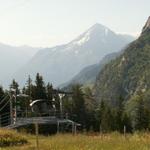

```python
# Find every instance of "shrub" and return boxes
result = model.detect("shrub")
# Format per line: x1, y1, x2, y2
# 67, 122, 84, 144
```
0, 129, 28, 147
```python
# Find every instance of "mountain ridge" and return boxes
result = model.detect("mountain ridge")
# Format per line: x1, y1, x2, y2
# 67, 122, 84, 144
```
0, 43, 41, 87
142, 16, 150, 33
60, 51, 123, 89
93, 17, 150, 105
14, 23, 135, 87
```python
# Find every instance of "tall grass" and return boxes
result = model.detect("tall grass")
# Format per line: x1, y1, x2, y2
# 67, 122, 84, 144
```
0, 129, 27, 147
1, 130, 150, 150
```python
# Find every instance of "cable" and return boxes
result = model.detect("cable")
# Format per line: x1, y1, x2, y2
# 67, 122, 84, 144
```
0, 94, 7, 101
0, 94, 9, 105
0, 112, 10, 116
0, 98, 10, 112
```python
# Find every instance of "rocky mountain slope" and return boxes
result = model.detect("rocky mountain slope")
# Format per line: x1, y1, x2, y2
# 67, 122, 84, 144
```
93, 17, 150, 105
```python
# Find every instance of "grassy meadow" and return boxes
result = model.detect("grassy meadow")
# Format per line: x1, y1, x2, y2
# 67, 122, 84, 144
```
1, 130, 150, 150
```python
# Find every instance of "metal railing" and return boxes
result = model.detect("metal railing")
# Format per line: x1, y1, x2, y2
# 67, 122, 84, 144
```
0, 92, 74, 129
0, 110, 68, 128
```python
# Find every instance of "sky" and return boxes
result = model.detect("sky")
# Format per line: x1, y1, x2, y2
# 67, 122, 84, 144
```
0, 0, 149, 47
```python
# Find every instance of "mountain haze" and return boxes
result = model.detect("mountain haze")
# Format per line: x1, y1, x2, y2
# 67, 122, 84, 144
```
0, 43, 40, 86
14, 23, 135, 87
61, 51, 122, 89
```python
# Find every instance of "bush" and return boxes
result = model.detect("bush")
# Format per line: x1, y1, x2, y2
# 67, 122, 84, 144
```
0, 129, 28, 147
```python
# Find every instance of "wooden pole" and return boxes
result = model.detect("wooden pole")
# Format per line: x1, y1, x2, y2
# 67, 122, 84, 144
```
14, 91, 17, 123
35, 122, 39, 150
57, 121, 60, 134
10, 95, 13, 125
0, 115, 1, 127
72, 122, 74, 134
74, 124, 77, 135
124, 125, 126, 138
99, 124, 102, 134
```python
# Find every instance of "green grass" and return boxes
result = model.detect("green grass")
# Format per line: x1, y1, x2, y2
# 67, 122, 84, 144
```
1, 130, 150, 150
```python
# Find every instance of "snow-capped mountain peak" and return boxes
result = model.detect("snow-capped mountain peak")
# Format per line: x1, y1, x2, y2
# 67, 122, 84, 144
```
87, 23, 110, 34
71, 23, 113, 47
73, 31, 90, 46
14, 23, 135, 87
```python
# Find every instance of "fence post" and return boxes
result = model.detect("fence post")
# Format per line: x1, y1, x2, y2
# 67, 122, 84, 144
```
124, 125, 126, 138
0, 115, 1, 127
99, 124, 102, 134
57, 121, 60, 134
10, 95, 13, 125
35, 122, 39, 150
72, 122, 74, 134
74, 124, 77, 135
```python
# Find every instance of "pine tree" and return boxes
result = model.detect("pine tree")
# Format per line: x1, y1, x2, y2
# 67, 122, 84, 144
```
10, 79, 20, 94
84, 87, 97, 131
0, 86, 4, 99
101, 107, 112, 132
114, 96, 125, 132
126, 94, 150, 131
63, 96, 73, 118
134, 95, 149, 130
25, 75, 32, 98
122, 112, 132, 132
46, 83, 53, 100
34, 73, 47, 99
96, 100, 114, 132
72, 84, 86, 127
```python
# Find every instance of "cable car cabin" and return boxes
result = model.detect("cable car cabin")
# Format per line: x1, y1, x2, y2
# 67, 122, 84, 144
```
30, 99, 54, 117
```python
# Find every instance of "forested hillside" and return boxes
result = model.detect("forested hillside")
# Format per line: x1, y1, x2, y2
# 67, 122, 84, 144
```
94, 17, 150, 106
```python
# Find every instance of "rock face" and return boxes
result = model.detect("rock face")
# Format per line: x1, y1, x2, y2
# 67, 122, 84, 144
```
142, 16, 150, 33
14, 24, 135, 87
93, 17, 150, 105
